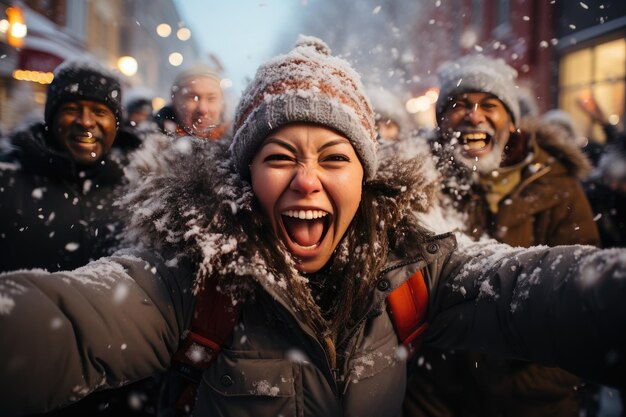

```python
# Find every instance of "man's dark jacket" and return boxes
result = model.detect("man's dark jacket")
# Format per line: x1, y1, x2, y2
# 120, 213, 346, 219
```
0, 122, 126, 272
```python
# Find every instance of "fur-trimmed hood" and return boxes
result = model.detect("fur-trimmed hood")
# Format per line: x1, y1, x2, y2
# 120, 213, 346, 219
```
523, 117, 592, 179
118, 133, 439, 314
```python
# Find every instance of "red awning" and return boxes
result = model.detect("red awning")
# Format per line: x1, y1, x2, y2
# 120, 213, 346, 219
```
17, 47, 63, 72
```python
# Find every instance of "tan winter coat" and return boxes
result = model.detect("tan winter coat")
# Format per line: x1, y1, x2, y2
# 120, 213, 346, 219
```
0, 137, 624, 417
462, 120, 600, 247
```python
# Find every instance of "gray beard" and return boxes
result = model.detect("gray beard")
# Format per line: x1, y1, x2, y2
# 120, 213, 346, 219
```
452, 130, 510, 175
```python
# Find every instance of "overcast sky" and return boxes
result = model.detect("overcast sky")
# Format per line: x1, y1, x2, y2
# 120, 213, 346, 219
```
174, 0, 300, 92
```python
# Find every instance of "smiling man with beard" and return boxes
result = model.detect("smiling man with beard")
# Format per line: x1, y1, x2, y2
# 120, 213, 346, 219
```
428, 54, 599, 247
404, 55, 602, 417
0, 59, 126, 273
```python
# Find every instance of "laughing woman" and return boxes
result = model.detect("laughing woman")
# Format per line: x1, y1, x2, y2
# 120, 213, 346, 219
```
0, 36, 625, 417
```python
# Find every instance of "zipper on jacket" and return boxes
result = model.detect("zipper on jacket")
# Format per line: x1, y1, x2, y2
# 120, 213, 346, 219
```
336, 256, 422, 352
269, 295, 342, 396
335, 256, 425, 398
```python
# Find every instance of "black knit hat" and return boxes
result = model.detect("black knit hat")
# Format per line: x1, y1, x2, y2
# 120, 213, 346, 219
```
44, 59, 122, 128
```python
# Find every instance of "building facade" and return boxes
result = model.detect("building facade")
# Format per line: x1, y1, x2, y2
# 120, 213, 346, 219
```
0, 0, 204, 132
554, 0, 626, 142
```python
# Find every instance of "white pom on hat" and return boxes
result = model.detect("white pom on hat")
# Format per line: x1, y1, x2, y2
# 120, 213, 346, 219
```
293, 34, 332, 55
230, 35, 378, 180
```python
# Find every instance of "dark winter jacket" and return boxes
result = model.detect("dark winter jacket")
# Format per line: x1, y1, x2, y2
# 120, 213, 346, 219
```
0, 137, 624, 417
0, 122, 128, 272
405, 119, 602, 417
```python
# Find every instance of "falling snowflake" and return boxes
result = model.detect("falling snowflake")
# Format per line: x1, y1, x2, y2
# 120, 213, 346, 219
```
251, 380, 280, 396
31, 188, 44, 199
0, 293, 15, 315
113, 283, 129, 303
65, 242, 80, 252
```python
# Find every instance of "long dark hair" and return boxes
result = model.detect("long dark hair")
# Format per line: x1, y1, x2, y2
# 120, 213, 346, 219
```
234, 155, 435, 367
321, 155, 436, 339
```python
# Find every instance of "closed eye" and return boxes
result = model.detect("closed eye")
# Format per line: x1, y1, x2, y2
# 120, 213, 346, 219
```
264, 153, 294, 162
323, 154, 350, 162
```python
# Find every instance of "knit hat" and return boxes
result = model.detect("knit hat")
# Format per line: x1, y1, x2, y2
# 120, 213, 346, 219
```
44, 59, 122, 128
172, 62, 221, 93
435, 54, 520, 124
230, 35, 378, 179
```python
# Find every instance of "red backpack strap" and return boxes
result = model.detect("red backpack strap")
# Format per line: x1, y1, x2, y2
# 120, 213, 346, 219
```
386, 270, 429, 357
170, 279, 240, 414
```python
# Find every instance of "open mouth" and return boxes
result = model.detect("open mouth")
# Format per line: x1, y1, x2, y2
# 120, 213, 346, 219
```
280, 209, 331, 250
461, 132, 491, 151
71, 132, 97, 145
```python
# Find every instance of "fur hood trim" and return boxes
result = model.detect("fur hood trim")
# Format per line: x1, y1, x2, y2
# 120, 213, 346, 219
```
118, 133, 439, 298
522, 118, 592, 179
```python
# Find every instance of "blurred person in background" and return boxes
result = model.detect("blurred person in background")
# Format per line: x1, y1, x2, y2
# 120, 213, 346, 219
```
376, 111, 402, 142
585, 141, 626, 249
576, 97, 626, 249
543, 102, 626, 250
125, 95, 154, 129
155, 63, 228, 141
114, 90, 157, 153
367, 85, 424, 161
576, 92, 626, 154
367, 85, 410, 144
404, 54, 602, 417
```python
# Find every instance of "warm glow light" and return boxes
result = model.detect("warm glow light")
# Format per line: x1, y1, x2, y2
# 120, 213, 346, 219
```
6, 6, 27, 48
177, 27, 191, 41
34, 91, 46, 104
117, 56, 138, 76
0, 19, 9, 33
12, 69, 54, 84
168, 52, 184, 66
220, 78, 233, 89
10, 21, 27, 38
425, 88, 439, 103
406, 96, 433, 114
156, 23, 172, 37
153, 97, 166, 111
608, 114, 620, 125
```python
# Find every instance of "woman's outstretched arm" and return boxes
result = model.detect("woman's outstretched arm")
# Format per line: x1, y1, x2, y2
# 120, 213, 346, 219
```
0, 251, 194, 416
426, 239, 626, 387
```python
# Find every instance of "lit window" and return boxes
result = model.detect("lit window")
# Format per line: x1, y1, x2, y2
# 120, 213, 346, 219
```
559, 37, 625, 143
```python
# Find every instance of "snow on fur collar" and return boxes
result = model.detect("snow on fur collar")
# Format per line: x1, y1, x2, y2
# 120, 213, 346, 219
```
522, 118, 592, 179
118, 133, 439, 299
